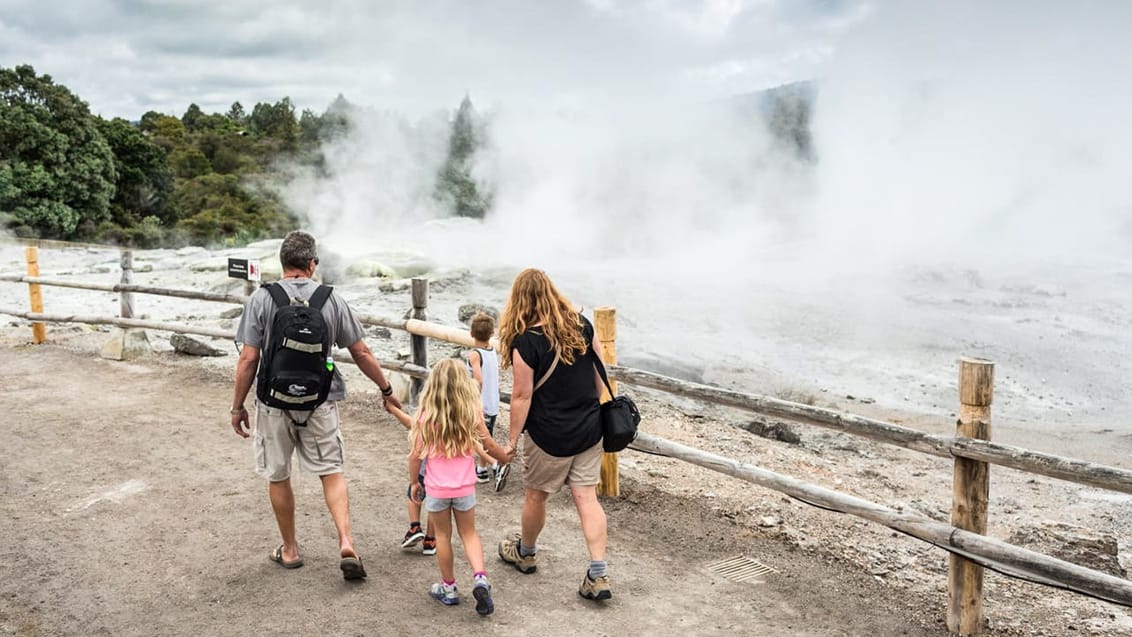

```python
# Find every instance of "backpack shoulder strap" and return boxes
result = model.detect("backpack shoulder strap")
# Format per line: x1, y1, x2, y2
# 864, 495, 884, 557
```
265, 282, 290, 308
308, 284, 333, 310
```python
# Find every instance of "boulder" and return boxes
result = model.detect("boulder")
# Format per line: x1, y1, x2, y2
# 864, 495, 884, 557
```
100, 328, 151, 361
169, 334, 227, 357
458, 303, 499, 324
346, 260, 397, 279
738, 417, 801, 444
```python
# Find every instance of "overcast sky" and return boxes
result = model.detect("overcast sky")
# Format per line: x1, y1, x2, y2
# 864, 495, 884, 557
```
0, 0, 868, 119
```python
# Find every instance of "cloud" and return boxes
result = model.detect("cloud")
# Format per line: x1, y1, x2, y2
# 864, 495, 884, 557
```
0, 0, 860, 118
808, 0, 1132, 270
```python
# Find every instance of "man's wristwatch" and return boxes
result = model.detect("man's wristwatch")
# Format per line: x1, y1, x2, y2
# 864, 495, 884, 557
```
380, 384, 393, 397
230, 406, 247, 415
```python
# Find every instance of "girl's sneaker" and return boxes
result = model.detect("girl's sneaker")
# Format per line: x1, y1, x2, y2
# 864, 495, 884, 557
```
429, 582, 460, 605
472, 577, 494, 616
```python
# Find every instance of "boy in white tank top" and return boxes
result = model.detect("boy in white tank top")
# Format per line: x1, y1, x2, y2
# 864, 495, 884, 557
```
467, 312, 506, 491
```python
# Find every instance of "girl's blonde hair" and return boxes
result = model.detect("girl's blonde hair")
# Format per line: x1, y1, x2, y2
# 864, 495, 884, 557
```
498, 268, 586, 368
411, 357, 481, 459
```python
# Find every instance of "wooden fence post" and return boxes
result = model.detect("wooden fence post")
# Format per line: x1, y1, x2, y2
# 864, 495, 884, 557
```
24, 247, 46, 343
594, 306, 620, 497
948, 357, 994, 636
410, 278, 429, 402
119, 249, 135, 319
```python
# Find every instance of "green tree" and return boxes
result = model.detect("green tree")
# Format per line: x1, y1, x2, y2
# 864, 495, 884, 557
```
169, 147, 211, 179
97, 116, 174, 228
248, 97, 299, 149
435, 95, 491, 219
181, 103, 206, 132
226, 101, 246, 125
0, 64, 117, 238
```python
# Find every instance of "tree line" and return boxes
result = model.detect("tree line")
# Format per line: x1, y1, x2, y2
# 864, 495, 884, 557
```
0, 64, 489, 247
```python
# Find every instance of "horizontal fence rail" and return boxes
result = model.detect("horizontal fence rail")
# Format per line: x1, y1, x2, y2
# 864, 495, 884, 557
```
631, 432, 1132, 607
1, 309, 235, 339
0, 274, 248, 305
612, 366, 1132, 495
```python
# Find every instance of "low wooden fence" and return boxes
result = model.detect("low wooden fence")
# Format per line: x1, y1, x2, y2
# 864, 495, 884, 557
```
3, 242, 1131, 636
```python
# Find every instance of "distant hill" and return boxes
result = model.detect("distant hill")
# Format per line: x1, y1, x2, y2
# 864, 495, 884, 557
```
732, 80, 816, 160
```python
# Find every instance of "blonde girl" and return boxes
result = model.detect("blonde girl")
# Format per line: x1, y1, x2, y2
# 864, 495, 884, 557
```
386, 358, 511, 615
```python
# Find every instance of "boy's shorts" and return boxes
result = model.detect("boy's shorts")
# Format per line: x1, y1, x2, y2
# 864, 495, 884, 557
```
253, 402, 343, 481
406, 473, 426, 500
521, 434, 601, 494
425, 493, 476, 513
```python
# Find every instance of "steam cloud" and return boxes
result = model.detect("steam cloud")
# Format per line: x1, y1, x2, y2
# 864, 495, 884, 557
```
286, 1, 1131, 285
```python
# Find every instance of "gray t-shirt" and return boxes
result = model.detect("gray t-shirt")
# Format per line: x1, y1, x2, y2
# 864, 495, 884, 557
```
236, 278, 366, 402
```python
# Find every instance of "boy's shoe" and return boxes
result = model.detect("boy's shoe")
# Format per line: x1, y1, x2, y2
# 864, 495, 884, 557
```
401, 526, 425, 549
498, 533, 537, 573
472, 579, 494, 616
429, 582, 460, 606
476, 467, 491, 484
422, 536, 437, 556
579, 571, 612, 601
493, 463, 510, 492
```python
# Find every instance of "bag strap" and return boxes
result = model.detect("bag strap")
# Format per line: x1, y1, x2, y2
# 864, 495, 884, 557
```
534, 351, 560, 392
308, 284, 332, 310
591, 346, 615, 398
265, 282, 290, 308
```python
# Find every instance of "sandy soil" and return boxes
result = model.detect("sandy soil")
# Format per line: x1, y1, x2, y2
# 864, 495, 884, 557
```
2, 326, 1131, 637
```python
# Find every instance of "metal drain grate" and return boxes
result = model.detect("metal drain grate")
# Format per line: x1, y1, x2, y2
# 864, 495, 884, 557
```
707, 555, 778, 584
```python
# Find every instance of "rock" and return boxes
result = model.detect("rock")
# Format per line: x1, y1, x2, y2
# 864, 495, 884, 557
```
458, 303, 499, 324
220, 307, 243, 319
739, 417, 802, 444
757, 515, 782, 527
188, 261, 228, 272
169, 334, 227, 357
378, 280, 412, 293
100, 328, 151, 361
345, 260, 397, 279
1007, 521, 1125, 577
369, 327, 392, 339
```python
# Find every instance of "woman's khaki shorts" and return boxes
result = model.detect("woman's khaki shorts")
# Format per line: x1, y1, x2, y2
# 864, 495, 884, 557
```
521, 434, 602, 494
253, 401, 344, 481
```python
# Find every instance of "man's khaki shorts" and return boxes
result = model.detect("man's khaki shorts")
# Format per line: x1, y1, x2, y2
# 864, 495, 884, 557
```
253, 402, 344, 481
521, 433, 602, 494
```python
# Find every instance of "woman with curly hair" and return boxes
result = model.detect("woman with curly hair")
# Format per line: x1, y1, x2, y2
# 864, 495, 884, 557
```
495, 268, 612, 601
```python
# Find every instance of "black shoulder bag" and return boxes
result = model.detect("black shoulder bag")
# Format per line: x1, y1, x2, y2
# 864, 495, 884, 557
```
592, 350, 640, 453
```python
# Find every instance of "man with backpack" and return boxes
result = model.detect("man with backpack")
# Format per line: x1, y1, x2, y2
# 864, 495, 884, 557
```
229, 230, 401, 581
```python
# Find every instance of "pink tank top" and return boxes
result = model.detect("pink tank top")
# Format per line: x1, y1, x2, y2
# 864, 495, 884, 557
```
424, 448, 476, 498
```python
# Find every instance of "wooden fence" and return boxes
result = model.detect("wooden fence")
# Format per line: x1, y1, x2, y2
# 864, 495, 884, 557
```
3, 242, 1131, 636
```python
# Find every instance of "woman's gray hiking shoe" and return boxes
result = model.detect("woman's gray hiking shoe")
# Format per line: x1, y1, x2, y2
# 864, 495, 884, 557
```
579, 572, 612, 600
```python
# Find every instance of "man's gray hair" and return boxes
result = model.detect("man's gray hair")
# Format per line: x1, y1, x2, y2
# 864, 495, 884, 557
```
279, 231, 318, 270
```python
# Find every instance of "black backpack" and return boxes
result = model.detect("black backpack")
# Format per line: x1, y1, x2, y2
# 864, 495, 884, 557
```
256, 283, 334, 423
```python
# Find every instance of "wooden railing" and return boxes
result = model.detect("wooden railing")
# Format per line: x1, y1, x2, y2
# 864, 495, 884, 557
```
3, 241, 1131, 636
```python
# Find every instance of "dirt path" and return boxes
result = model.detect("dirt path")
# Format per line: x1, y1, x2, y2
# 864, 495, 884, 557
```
0, 337, 959, 637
